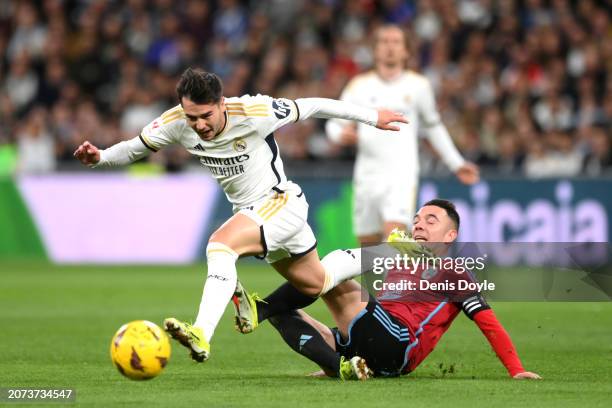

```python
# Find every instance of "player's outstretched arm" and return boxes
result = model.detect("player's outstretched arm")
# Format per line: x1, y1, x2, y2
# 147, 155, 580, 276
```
295, 98, 407, 132
73, 136, 151, 168
472, 308, 541, 379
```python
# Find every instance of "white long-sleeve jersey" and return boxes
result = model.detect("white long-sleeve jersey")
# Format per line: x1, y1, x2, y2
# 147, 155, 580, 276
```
96, 94, 378, 208
326, 70, 465, 182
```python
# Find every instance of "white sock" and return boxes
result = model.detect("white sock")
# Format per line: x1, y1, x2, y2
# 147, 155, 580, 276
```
194, 242, 238, 342
319, 248, 362, 295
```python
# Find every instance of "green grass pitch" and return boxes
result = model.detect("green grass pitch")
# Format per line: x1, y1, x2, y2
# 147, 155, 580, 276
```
2, 261, 611, 407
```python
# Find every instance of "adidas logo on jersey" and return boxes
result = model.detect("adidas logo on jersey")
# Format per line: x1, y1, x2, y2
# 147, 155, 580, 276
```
192, 144, 206, 151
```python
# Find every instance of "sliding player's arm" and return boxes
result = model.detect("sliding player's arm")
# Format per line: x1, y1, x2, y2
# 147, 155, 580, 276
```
460, 294, 541, 379
74, 108, 180, 167
417, 79, 479, 185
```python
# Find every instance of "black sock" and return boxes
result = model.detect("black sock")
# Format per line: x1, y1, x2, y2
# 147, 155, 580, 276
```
268, 310, 340, 375
257, 282, 317, 322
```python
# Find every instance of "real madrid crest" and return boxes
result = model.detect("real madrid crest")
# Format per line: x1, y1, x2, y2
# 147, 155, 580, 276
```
233, 138, 247, 152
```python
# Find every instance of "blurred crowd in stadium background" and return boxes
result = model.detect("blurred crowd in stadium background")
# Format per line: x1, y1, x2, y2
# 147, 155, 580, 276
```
0, 0, 610, 177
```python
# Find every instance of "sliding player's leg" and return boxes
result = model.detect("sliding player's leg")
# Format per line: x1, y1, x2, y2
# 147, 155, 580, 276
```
284, 280, 409, 378
268, 309, 339, 376
321, 280, 369, 338
268, 309, 372, 380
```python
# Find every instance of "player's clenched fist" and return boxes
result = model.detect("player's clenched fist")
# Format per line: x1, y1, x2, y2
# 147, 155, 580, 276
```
376, 109, 408, 131
73, 141, 101, 166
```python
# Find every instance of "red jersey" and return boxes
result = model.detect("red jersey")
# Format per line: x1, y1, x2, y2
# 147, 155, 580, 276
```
381, 300, 462, 373
376, 264, 525, 376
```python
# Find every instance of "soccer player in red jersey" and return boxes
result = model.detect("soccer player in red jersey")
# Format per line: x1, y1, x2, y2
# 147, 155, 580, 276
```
235, 199, 541, 380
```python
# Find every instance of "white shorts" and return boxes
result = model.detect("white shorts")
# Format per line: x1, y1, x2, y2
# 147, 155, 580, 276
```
239, 182, 317, 263
353, 178, 419, 236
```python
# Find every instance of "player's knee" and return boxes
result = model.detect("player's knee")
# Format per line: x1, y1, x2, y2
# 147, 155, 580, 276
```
207, 229, 230, 247
205, 242, 238, 262
208, 227, 261, 256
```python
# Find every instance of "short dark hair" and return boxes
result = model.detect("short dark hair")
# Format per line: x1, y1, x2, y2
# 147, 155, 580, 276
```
423, 199, 460, 230
176, 68, 223, 105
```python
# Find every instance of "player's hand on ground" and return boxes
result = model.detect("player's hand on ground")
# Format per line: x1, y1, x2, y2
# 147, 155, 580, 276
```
338, 124, 358, 145
376, 109, 408, 131
513, 371, 542, 380
307, 370, 329, 378
73, 141, 101, 166
455, 162, 480, 184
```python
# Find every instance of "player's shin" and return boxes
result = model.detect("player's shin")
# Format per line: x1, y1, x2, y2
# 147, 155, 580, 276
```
259, 283, 316, 322
319, 248, 362, 296
194, 242, 239, 342
268, 311, 341, 376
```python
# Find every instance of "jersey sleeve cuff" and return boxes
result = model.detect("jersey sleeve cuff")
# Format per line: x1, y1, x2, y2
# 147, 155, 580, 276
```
292, 100, 300, 123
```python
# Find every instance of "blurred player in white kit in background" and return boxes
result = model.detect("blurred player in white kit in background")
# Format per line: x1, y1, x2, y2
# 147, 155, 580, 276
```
326, 25, 480, 245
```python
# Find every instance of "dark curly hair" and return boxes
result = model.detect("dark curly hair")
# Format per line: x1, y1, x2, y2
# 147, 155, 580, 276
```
176, 68, 223, 105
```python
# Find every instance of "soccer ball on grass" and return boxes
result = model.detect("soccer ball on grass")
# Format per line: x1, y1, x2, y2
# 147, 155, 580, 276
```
110, 320, 171, 380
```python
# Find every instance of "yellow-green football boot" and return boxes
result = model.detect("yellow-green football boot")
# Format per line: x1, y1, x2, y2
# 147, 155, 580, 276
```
231, 280, 264, 334
339, 356, 373, 381
386, 228, 436, 258
163, 318, 210, 362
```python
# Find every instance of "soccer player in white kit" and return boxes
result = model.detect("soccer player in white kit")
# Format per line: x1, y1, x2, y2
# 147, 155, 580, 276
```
326, 24, 480, 245
74, 68, 406, 362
